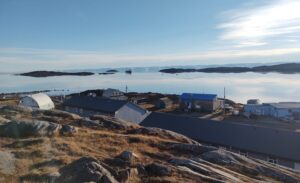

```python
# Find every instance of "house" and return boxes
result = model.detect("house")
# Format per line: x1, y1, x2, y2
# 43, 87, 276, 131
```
131, 97, 149, 104
247, 99, 261, 105
244, 102, 300, 120
63, 96, 150, 124
243, 103, 271, 116
180, 93, 222, 112
141, 112, 300, 171
102, 88, 128, 100
19, 93, 55, 110
155, 97, 173, 109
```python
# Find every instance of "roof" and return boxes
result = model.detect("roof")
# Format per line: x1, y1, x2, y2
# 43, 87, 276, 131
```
268, 102, 300, 109
123, 102, 148, 115
63, 96, 128, 113
180, 93, 217, 101
23, 93, 54, 109
141, 112, 300, 162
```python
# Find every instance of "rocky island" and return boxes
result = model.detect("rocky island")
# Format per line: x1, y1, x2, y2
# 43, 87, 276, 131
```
160, 63, 300, 74
106, 69, 119, 73
18, 71, 94, 77
0, 104, 299, 182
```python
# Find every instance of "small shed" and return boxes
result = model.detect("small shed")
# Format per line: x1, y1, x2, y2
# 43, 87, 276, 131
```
19, 93, 55, 110
180, 93, 221, 112
102, 88, 128, 100
155, 97, 173, 109
247, 99, 261, 105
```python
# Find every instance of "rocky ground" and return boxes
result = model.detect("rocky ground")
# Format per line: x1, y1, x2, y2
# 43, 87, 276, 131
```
0, 105, 300, 183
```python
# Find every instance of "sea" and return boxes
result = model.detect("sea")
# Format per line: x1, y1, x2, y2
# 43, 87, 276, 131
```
1, 65, 300, 104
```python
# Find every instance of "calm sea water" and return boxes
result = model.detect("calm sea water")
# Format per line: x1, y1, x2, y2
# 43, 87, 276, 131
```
1, 71, 300, 104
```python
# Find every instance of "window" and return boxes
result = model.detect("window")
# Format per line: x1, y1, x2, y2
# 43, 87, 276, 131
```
267, 157, 278, 165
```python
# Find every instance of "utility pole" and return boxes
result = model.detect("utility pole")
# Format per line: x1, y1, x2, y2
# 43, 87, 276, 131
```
223, 87, 226, 116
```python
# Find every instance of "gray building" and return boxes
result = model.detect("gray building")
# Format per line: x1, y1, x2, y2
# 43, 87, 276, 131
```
63, 96, 150, 124
141, 112, 300, 171
244, 102, 300, 120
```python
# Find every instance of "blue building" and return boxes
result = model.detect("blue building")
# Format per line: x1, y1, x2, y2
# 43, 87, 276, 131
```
180, 93, 222, 112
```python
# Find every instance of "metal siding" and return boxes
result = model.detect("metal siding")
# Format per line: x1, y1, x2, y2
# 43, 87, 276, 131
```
141, 112, 300, 162
295, 163, 300, 171
276, 109, 289, 118
20, 97, 39, 108
115, 103, 148, 124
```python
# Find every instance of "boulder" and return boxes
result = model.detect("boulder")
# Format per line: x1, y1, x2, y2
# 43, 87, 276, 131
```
0, 151, 15, 174
60, 125, 77, 136
116, 168, 138, 183
0, 120, 61, 138
35, 110, 81, 120
145, 163, 171, 176
117, 151, 138, 162
170, 158, 242, 182
136, 164, 147, 175
90, 115, 137, 130
201, 150, 237, 165
0, 116, 10, 124
0, 105, 33, 114
56, 157, 119, 183
76, 118, 101, 129
127, 127, 197, 144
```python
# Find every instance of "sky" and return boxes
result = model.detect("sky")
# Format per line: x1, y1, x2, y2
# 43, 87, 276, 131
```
1, 0, 300, 72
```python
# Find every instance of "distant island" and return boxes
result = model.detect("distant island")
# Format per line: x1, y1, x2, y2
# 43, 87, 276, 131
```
160, 63, 300, 74
106, 69, 118, 73
99, 69, 119, 75
99, 72, 115, 75
19, 71, 94, 77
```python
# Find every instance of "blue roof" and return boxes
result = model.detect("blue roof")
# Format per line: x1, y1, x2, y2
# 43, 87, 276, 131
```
180, 93, 217, 101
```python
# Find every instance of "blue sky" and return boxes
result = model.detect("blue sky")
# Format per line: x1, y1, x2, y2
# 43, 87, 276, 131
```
1, 0, 300, 71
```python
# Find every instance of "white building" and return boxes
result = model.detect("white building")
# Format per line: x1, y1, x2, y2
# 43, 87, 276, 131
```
19, 93, 55, 110
244, 102, 300, 120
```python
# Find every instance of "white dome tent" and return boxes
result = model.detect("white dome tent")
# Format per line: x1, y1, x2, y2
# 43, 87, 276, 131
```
19, 93, 55, 110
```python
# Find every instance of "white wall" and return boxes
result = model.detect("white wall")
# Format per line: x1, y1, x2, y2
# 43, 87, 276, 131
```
115, 103, 149, 124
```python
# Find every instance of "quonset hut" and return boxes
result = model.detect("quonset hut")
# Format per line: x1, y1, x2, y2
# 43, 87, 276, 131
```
19, 93, 55, 110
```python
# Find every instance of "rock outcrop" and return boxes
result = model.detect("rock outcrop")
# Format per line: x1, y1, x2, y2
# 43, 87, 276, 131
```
0, 105, 299, 183
56, 157, 119, 183
144, 163, 171, 176
0, 120, 61, 138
